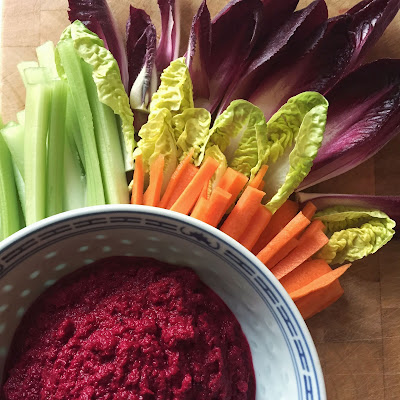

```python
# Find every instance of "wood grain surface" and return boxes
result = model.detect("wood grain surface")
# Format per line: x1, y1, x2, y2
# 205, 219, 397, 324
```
1, 0, 400, 398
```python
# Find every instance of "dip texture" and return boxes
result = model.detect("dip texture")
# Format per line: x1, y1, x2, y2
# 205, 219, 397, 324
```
2, 257, 255, 400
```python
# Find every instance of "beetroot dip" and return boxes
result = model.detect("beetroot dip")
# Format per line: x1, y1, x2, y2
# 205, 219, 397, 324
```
2, 257, 255, 400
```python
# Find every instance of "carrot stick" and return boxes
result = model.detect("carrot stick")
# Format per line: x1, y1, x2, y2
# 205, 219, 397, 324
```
190, 197, 209, 222
191, 179, 210, 217
159, 149, 194, 208
295, 280, 344, 320
143, 154, 164, 207
165, 164, 198, 209
279, 259, 332, 293
258, 180, 265, 191
202, 188, 232, 227
131, 154, 144, 205
249, 165, 268, 188
239, 205, 272, 250
256, 211, 310, 265
298, 219, 326, 242
290, 264, 351, 302
252, 200, 299, 254
301, 201, 317, 220
217, 168, 248, 209
220, 186, 266, 240
266, 238, 299, 269
271, 228, 329, 279
170, 157, 219, 215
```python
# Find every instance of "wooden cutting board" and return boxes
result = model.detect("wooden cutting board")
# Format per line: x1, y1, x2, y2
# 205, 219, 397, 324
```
1, 0, 400, 398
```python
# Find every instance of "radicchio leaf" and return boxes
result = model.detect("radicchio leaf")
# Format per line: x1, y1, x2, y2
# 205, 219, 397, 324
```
220, 0, 400, 119
346, 0, 400, 68
258, 0, 299, 40
186, 0, 211, 100
218, 0, 328, 114
298, 59, 400, 190
296, 192, 400, 230
155, 0, 181, 73
68, 0, 129, 91
126, 6, 157, 110
197, 0, 263, 113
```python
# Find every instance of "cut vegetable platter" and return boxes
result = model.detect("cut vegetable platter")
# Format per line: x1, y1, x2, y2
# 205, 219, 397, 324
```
1, 0, 400, 398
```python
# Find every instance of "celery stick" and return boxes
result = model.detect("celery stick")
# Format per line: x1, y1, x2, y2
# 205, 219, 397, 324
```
36, 41, 59, 80
66, 89, 85, 168
47, 80, 68, 217
64, 133, 86, 211
1, 122, 25, 178
16, 110, 25, 126
24, 67, 52, 225
12, 161, 26, 221
0, 134, 21, 239
57, 39, 105, 206
81, 61, 129, 204
17, 61, 39, 87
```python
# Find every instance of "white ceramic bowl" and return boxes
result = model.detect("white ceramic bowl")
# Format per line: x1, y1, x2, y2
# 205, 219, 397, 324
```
0, 205, 326, 400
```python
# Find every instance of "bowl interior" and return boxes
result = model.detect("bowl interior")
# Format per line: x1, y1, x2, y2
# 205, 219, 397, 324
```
0, 206, 325, 400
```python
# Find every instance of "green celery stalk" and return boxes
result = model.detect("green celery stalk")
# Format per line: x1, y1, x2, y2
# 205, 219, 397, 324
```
57, 39, 105, 206
12, 161, 26, 223
46, 80, 68, 217
81, 61, 129, 204
0, 134, 21, 239
1, 122, 25, 178
36, 41, 59, 80
24, 67, 52, 225
64, 128, 87, 211
66, 89, 85, 168
16, 110, 25, 126
17, 61, 39, 87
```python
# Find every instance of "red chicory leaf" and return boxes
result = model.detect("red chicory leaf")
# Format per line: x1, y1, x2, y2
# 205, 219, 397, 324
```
299, 59, 400, 190
68, 0, 129, 91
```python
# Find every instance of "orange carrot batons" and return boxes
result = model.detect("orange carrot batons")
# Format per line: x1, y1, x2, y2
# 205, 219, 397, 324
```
249, 164, 268, 188
170, 157, 219, 215
256, 211, 310, 265
271, 228, 329, 280
143, 154, 165, 207
202, 188, 232, 227
159, 149, 194, 208
252, 200, 299, 254
295, 280, 344, 320
220, 186, 266, 240
217, 168, 248, 209
301, 201, 317, 220
279, 259, 332, 293
266, 238, 299, 269
165, 164, 198, 209
131, 154, 144, 205
238, 205, 272, 250
290, 264, 351, 302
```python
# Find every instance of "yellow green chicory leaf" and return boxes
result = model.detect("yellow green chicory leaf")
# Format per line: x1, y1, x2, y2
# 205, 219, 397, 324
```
263, 92, 328, 213
314, 206, 396, 265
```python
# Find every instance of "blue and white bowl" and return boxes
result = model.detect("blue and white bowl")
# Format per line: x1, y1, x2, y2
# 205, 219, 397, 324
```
0, 205, 326, 400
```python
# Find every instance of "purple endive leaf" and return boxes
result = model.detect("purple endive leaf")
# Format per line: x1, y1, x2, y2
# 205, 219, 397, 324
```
186, 0, 211, 100
257, 0, 299, 40
346, 0, 400, 67
299, 59, 400, 190
68, 0, 129, 91
218, 0, 328, 113
296, 192, 400, 228
126, 6, 157, 110
246, 15, 353, 119
155, 0, 180, 73
220, 0, 400, 119
195, 0, 263, 112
